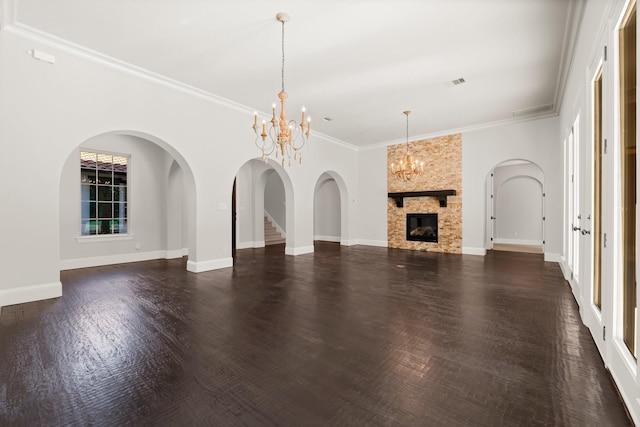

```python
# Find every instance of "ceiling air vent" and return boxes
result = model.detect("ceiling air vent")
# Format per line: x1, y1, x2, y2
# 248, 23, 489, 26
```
445, 77, 466, 87
512, 103, 554, 117
322, 116, 335, 122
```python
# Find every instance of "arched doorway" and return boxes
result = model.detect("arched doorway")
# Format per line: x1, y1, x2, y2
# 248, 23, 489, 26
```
486, 160, 544, 254
234, 159, 294, 254
263, 170, 287, 247
59, 131, 196, 270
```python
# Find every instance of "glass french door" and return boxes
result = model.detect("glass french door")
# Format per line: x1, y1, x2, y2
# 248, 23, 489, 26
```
619, 0, 636, 357
594, 67, 604, 310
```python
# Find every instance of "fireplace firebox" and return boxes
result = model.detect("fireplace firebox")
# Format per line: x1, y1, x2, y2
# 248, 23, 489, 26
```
406, 213, 438, 243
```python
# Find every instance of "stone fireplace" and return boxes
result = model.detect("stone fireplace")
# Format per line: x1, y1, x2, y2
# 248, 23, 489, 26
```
387, 133, 462, 254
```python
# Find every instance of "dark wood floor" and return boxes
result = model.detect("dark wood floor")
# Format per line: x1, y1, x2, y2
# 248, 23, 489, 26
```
0, 243, 631, 426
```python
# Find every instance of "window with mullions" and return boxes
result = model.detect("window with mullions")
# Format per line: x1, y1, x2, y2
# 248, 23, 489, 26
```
80, 151, 128, 235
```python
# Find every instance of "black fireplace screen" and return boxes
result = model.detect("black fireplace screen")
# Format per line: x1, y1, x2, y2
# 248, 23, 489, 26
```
406, 213, 438, 243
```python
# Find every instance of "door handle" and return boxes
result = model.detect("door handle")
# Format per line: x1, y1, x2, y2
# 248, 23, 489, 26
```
573, 226, 581, 231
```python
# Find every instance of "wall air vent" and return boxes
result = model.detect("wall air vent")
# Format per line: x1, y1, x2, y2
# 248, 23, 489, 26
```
445, 77, 466, 87
512, 103, 554, 117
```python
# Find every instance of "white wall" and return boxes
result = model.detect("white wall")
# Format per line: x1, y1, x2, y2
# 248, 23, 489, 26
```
462, 117, 561, 259
355, 146, 388, 247
314, 178, 341, 241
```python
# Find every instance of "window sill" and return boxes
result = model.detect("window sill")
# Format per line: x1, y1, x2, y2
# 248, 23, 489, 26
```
76, 234, 134, 243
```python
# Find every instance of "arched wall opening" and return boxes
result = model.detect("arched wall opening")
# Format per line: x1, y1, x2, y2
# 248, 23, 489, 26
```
264, 170, 287, 246
234, 158, 295, 252
313, 171, 350, 245
485, 159, 545, 252
314, 176, 341, 242
59, 130, 197, 270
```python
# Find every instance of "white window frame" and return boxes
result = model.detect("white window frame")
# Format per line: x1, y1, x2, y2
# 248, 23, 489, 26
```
78, 150, 131, 241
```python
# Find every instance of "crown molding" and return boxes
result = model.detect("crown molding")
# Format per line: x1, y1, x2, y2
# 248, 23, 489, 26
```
6, 22, 253, 112
552, 0, 586, 114
3, 21, 358, 151
359, 110, 559, 151
0, 0, 16, 30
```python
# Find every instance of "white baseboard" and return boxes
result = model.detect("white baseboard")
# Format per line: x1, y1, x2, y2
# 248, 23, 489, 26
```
165, 248, 188, 259
462, 247, 486, 256
60, 249, 189, 270
340, 239, 357, 246
285, 245, 314, 256
494, 238, 543, 246
236, 241, 266, 249
558, 257, 571, 281
356, 239, 388, 247
186, 257, 233, 273
314, 235, 341, 242
60, 250, 168, 270
544, 252, 561, 263
0, 281, 62, 309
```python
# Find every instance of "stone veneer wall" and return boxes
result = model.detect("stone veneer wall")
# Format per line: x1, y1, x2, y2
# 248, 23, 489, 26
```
387, 133, 462, 253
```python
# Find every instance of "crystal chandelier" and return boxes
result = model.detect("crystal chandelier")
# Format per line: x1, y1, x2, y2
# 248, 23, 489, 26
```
252, 12, 310, 167
391, 111, 424, 181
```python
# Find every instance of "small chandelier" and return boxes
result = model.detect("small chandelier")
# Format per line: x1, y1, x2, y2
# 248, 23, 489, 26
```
391, 111, 424, 181
252, 12, 311, 167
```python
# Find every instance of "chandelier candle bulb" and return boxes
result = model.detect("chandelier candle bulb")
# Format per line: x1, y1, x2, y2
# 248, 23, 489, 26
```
261, 120, 267, 141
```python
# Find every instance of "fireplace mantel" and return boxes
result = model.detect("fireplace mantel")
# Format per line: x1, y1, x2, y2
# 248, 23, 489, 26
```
388, 190, 457, 208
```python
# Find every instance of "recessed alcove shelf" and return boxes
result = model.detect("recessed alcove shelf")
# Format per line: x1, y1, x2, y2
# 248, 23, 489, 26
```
388, 190, 457, 208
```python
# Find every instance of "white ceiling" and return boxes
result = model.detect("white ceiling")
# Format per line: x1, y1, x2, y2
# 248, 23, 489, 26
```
4, 0, 581, 148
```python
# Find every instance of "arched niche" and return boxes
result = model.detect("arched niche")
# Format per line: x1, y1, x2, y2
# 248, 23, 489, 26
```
59, 130, 197, 270
313, 171, 351, 245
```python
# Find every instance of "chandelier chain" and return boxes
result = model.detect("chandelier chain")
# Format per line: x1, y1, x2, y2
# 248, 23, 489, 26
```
406, 112, 410, 152
281, 20, 285, 92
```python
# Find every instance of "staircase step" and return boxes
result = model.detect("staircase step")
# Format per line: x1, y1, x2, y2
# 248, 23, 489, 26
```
265, 239, 285, 245
264, 216, 285, 243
